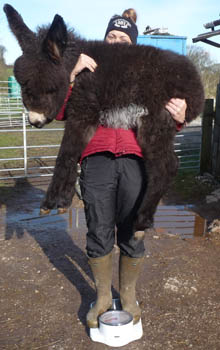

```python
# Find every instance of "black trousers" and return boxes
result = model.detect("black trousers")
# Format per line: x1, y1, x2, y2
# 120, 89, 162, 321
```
80, 152, 147, 258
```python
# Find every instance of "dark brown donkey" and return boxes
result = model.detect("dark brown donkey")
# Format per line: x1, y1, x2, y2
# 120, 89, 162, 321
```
4, 4, 204, 232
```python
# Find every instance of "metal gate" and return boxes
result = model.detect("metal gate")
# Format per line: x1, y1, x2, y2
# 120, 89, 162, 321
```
0, 80, 201, 181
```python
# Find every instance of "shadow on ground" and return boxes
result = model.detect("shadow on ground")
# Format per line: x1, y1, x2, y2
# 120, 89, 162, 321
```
0, 179, 119, 332
0, 178, 220, 350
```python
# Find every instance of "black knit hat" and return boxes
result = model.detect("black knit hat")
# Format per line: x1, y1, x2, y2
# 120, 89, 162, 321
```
104, 15, 138, 44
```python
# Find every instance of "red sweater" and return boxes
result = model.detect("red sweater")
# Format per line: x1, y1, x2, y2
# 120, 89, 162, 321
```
81, 126, 143, 160
56, 86, 73, 121
56, 87, 184, 162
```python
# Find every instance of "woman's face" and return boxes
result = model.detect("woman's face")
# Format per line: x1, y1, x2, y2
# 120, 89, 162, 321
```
105, 30, 132, 44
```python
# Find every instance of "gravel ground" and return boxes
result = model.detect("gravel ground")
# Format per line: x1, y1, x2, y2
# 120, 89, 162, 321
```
0, 178, 220, 350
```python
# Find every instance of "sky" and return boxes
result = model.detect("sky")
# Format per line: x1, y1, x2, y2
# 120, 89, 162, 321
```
0, 0, 220, 65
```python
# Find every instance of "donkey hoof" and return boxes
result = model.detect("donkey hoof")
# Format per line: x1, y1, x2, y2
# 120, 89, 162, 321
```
58, 208, 67, 214
40, 208, 51, 215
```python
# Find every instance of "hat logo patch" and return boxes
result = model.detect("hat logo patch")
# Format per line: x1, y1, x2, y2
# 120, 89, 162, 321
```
113, 19, 131, 29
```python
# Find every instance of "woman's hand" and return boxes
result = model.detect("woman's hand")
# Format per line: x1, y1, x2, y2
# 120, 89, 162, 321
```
165, 98, 187, 124
70, 53, 98, 83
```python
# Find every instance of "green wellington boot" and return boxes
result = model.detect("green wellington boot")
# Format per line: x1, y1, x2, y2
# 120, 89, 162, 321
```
87, 251, 113, 328
119, 254, 144, 324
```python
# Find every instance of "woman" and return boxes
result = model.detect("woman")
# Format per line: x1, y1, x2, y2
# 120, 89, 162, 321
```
58, 8, 187, 328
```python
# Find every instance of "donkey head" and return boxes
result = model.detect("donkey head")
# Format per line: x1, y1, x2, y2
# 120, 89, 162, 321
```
4, 4, 70, 128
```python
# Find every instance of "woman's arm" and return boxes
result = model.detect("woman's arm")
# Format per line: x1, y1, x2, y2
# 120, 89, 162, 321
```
70, 53, 98, 83
56, 54, 98, 121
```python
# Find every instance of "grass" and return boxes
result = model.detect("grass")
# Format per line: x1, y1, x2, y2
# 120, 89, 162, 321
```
0, 124, 201, 178
0, 113, 205, 188
0, 67, 13, 82
177, 148, 200, 170
170, 170, 217, 203
0, 125, 218, 205
0, 122, 64, 173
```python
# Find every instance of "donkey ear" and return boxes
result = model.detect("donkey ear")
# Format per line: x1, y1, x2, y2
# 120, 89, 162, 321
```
42, 14, 68, 63
4, 4, 36, 53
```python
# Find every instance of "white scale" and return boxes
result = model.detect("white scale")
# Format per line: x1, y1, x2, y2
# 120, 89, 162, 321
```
90, 299, 143, 347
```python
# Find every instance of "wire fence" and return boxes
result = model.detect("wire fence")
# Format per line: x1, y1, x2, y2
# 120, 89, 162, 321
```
174, 125, 202, 170
0, 80, 202, 181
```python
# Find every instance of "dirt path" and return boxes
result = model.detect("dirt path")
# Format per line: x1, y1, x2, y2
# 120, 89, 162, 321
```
0, 178, 220, 350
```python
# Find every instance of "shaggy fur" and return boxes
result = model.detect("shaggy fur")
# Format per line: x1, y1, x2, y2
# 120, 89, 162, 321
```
4, 4, 205, 231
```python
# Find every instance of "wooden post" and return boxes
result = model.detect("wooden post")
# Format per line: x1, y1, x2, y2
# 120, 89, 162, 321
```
212, 84, 220, 179
193, 214, 207, 237
200, 99, 214, 174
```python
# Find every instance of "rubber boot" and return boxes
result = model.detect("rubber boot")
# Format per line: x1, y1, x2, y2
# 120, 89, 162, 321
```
87, 251, 113, 328
119, 254, 144, 324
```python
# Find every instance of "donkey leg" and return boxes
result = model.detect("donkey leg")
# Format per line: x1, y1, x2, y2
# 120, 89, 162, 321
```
41, 74, 101, 213
135, 112, 178, 231
134, 153, 178, 231
41, 121, 97, 211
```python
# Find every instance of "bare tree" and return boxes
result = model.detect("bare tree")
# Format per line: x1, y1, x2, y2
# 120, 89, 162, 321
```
0, 45, 6, 62
0, 45, 7, 79
187, 45, 220, 98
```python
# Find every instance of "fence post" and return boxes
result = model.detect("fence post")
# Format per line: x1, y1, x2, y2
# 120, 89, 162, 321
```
22, 112, 28, 177
212, 83, 220, 179
200, 99, 214, 175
